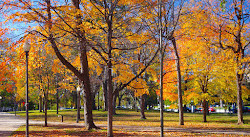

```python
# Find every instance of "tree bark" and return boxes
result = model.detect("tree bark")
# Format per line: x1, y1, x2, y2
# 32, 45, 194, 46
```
80, 46, 97, 129
45, 84, 48, 126
171, 37, 184, 125
72, 0, 97, 129
236, 70, 244, 124
56, 87, 59, 114
44, 0, 98, 129
107, 14, 114, 137
202, 99, 207, 122
216, 1, 245, 124
140, 94, 146, 119
42, 96, 44, 113
103, 80, 108, 111
113, 90, 118, 115
92, 91, 97, 110
118, 92, 123, 107
39, 95, 42, 112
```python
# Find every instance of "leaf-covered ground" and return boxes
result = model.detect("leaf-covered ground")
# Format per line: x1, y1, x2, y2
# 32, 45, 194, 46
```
12, 124, 159, 137
11, 124, 247, 137
10, 109, 250, 136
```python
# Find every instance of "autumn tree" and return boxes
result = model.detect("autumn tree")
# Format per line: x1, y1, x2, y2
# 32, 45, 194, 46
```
84, 1, 160, 136
5, 0, 98, 129
157, 0, 186, 125
205, 0, 250, 124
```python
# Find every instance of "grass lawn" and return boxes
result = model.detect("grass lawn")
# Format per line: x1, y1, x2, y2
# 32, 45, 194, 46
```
10, 109, 250, 136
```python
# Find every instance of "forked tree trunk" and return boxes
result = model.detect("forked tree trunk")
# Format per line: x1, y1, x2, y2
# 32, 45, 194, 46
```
216, 1, 245, 124
45, 0, 97, 130
73, 0, 97, 129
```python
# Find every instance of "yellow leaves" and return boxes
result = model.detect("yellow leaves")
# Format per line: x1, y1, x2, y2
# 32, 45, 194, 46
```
148, 67, 158, 82
128, 78, 149, 97
118, 0, 145, 6
58, 81, 75, 92
241, 56, 250, 64
201, 93, 209, 100
169, 103, 178, 109
88, 51, 103, 76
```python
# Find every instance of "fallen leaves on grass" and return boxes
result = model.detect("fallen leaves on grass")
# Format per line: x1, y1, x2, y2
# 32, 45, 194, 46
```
11, 124, 159, 137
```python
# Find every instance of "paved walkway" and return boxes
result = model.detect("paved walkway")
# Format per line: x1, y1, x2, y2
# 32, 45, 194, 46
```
0, 112, 249, 136
0, 112, 25, 137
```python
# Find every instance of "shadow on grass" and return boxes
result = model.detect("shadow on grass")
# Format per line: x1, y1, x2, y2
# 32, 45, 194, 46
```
12, 124, 144, 137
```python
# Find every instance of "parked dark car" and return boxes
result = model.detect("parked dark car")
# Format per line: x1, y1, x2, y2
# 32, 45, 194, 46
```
230, 106, 249, 113
243, 106, 249, 113
185, 107, 191, 112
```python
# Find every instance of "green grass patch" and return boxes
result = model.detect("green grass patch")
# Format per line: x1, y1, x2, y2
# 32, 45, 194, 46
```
10, 109, 250, 130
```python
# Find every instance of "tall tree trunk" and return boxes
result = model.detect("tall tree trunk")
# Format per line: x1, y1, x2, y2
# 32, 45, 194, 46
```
113, 91, 118, 115
103, 66, 108, 111
103, 80, 108, 111
236, 70, 243, 124
118, 93, 122, 107
92, 91, 97, 110
107, 15, 114, 137
235, 1, 243, 124
235, 2, 244, 124
72, 0, 97, 129
171, 37, 184, 125
56, 88, 59, 114
42, 96, 44, 113
80, 45, 97, 129
202, 99, 207, 122
140, 94, 146, 119
45, 89, 48, 126
39, 95, 42, 112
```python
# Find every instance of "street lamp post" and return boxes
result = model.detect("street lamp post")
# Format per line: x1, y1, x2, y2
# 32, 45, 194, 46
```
158, 0, 164, 136
76, 86, 81, 123
23, 40, 31, 137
